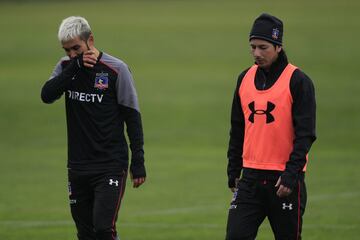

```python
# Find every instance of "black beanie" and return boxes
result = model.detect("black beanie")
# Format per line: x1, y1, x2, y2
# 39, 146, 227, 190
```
249, 13, 283, 46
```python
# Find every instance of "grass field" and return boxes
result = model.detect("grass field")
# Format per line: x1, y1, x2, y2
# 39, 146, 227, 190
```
0, 0, 359, 239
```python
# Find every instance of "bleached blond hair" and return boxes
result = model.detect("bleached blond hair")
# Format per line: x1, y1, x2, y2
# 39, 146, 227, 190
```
58, 16, 92, 42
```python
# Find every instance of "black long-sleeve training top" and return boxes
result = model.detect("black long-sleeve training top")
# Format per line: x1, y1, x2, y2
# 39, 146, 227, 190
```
41, 52, 145, 178
227, 51, 316, 189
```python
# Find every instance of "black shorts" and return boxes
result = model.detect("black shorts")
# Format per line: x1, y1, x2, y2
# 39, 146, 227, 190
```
68, 169, 127, 240
226, 175, 307, 240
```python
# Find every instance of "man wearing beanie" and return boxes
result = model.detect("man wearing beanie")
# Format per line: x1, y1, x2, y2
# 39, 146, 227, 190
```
225, 13, 316, 239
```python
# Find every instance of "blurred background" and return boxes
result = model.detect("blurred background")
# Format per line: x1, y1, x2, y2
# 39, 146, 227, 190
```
0, 0, 359, 239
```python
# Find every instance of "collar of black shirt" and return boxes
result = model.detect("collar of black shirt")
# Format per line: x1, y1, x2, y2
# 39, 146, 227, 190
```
256, 50, 289, 90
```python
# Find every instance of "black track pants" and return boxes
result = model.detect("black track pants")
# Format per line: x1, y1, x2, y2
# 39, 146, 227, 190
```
68, 169, 127, 240
226, 177, 307, 240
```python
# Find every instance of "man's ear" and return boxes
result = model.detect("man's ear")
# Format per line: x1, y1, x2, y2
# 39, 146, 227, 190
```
88, 34, 94, 46
276, 45, 282, 53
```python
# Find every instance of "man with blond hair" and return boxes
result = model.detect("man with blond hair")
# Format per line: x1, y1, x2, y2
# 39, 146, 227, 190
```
41, 16, 146, 240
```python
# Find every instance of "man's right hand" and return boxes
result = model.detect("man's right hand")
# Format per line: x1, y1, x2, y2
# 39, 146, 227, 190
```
230, 178, 240, 192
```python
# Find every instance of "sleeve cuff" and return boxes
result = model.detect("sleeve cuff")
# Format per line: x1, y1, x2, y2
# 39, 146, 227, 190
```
228, 178, 237, 188
280, 172, 297, 189
130, 163, 146, 179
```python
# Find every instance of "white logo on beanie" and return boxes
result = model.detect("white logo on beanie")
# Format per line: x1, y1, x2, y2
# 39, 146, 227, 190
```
272, 28, 280, 40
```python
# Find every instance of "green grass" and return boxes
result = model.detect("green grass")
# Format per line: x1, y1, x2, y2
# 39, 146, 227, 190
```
0, 0, 359, 239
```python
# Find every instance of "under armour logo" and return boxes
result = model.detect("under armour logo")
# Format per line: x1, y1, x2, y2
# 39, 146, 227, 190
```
282, 203, 293, 210
229, 204, 237, 210
231, 190, 238, 202
248, 101, 275, 123
109, 179, 119, 186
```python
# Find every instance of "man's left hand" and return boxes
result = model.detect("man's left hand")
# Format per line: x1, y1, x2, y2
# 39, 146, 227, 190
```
275, 177, 292, 198
131, 176, 146, 188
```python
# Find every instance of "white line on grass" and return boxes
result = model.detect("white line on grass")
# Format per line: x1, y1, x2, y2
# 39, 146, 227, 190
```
309, 191, 360, 202
131, 204, 224, 216
0, 220, 73, 228
0, 220, 220, 229
130, 191, 360, 216
0, 220, 358, 230
1, 192, 358, 229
